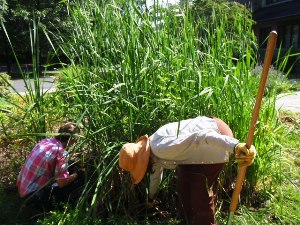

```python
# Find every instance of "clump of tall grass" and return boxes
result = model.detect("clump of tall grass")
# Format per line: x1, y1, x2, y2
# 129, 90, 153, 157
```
49, 0, 284, 221
0, 0, 291, 224
0, 19, 67, 139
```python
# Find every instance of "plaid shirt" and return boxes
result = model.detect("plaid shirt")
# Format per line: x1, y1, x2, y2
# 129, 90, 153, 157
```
16, 138, 69, 197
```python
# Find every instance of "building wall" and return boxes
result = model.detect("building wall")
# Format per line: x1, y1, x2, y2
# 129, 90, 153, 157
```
235, 0, 300, 77
250, 0, 294, 10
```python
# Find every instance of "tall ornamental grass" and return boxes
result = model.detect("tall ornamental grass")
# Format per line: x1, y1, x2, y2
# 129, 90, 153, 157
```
0, 19, 62, 139
4, 0, 286, 223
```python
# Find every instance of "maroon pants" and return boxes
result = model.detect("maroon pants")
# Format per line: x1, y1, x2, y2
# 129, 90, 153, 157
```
177, 163, 225, 225
177, 117, 233, 225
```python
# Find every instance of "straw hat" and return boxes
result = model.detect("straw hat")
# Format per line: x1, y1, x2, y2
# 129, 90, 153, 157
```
119, 135, 150, 184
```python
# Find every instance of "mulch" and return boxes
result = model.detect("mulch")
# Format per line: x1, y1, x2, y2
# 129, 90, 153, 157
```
0, 138, 34, 189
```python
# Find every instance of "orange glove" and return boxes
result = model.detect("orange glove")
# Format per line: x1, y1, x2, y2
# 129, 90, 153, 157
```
234, 143, 256, 167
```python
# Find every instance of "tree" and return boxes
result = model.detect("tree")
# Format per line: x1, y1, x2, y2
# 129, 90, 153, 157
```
190, 0, 256, 62
0, 0, 71, 74
0, 0, 7, 22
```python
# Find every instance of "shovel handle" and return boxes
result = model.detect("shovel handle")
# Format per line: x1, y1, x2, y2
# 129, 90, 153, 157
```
245, 31, 278, 149
229, 31, 277, 216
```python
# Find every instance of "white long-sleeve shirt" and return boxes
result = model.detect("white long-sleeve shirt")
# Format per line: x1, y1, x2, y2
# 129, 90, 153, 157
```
148, 116, 239, 198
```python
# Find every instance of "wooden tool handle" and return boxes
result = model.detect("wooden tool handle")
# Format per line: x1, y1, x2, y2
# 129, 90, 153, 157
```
245, 31, 278, 149
229, 31, 278, 214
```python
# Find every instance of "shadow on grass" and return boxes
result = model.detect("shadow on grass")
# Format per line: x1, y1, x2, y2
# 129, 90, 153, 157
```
0, 187, 48, 225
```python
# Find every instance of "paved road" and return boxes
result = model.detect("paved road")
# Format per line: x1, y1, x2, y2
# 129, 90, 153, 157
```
12, 77, 56, 94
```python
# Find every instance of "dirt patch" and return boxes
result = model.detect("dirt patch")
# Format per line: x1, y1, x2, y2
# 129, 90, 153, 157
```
279, 114, 299, 126
0, 138, 34, 188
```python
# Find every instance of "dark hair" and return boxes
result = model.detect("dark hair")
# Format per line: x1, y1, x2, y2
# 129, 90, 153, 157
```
56, 122, 80, 143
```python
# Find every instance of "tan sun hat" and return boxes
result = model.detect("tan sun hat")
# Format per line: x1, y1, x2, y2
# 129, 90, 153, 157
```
119, 135, 150, 184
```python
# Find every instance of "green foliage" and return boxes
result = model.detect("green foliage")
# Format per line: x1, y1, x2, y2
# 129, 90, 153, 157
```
0, 0, 7, 22
252, 65, 300, 95
52, 0, 269, 221
0, 0, 71, 67
0, 72, 12, 98
274, 46, 300, 79
38, 208, 103, 225
192, 0, 253, 25
191, 0, 256, 63
1, 0, 298, 224
224, 114, 300, 224
0, 20, 65, 139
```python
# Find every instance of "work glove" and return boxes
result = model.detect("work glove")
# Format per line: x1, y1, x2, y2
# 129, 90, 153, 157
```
234, 143, 257, 167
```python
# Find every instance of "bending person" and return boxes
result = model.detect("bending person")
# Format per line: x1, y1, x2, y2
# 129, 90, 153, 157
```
119, 116, 256, 225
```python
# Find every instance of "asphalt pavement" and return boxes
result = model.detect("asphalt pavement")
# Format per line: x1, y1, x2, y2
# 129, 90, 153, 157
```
12, 77, 55, 94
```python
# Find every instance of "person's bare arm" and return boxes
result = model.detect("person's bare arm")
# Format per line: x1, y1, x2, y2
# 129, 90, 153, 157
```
56, 172, 78, 188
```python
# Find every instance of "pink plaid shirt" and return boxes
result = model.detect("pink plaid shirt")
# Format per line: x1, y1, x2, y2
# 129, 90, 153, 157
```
16, 138, 70, 197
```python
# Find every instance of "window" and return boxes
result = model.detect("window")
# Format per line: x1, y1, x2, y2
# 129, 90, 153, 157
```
291, 24, 299, 47
285, 25, 292, 47
278, 24, 300, 48
265, 0, 290, 5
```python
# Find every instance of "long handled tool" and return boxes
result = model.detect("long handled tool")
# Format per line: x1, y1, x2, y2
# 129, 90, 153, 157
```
227, 31, 278, 225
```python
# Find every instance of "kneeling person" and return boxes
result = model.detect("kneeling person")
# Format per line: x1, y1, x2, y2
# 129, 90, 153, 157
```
16, 122, 85, 211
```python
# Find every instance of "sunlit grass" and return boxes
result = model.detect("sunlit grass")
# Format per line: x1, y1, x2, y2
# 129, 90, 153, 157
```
52, 0, 277, 221
1, 0, 299, 224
